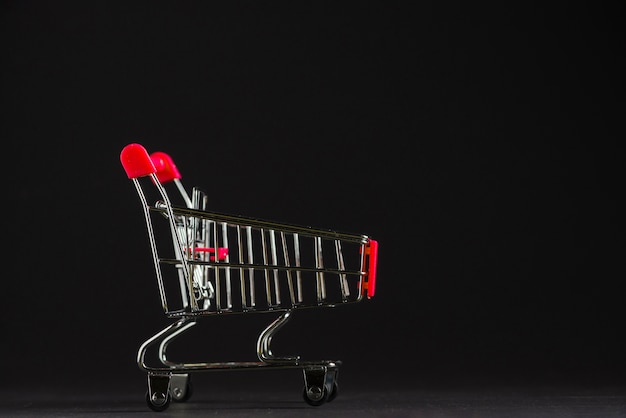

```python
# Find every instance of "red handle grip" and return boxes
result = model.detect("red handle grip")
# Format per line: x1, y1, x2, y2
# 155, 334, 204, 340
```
120, 143, 156, 179
150, 151, 182, 183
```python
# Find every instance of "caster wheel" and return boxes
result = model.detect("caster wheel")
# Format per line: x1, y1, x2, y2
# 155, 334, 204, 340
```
171, 376, 193, 402
303, 385, 328, 407
146, 389, 171, 412
326, 382, 339, 403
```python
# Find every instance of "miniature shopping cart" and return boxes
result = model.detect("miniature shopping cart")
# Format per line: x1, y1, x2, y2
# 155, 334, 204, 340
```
120, 143, 378, 412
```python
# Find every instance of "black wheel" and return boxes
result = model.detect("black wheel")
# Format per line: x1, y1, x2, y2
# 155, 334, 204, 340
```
146, 390, 171, 412
171, 376, 193, 402
326, 382, 339, 403
302, 385, 328, 407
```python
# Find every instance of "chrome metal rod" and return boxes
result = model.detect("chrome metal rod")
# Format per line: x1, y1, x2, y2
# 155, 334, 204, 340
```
261, 229, 272, 306
137, 317, 196, 372
162, 258, 364, 277
335, 239, 350, 300
213, 220, 221, 311
281, 231, 295, 305
236, 225, 247, 308
294, 233, 303, 303
202, 216, 211, 310
222, 222, 232, 309
246, 226, 255, 307
256, 310, 299, 363
315, 237, 326, 302
174, 178, 193, 208
154, 176, 195, 311
133, 178, 168, 312
157, 205, 369, 244
269, 229, 281, 305
159, 320, 198, 367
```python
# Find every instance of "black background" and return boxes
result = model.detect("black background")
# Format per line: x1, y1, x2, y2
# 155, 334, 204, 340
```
1, 0, 624, 399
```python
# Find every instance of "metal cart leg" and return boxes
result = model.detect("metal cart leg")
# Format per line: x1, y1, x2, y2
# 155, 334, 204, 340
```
138, 317, 197, 372
256, 310, 299, 363
138, 318, 197, 411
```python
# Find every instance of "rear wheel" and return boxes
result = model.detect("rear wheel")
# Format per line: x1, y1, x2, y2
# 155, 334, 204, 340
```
326, 382, 339, 402
171, 375, 193, 402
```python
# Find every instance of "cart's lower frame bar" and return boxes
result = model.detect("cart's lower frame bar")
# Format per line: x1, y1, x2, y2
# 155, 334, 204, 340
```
137, 311, 338, 373
144, 360, 341, 372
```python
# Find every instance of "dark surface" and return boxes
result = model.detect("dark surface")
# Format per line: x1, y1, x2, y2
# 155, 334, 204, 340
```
2, 380, 626, 417
1, 1, 624, 416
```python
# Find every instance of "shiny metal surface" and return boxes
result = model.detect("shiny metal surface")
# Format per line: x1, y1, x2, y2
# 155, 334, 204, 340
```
126, 164, 376, 410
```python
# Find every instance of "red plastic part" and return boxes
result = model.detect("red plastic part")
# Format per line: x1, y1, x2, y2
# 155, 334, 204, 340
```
191, 247, 229, 261
150, 151, 182, 184
364, 239, 378, 298
120, 143, 157, 179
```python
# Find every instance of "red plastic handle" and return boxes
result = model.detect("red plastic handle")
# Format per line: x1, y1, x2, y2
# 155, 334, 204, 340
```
364, 239, 378, 298
120, 143, 156, 179
150, 151, 182, 183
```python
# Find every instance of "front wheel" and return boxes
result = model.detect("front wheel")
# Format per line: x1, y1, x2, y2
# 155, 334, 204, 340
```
302, 385, 328, 406
146, 390, 171, 412
326, 382, 339, 402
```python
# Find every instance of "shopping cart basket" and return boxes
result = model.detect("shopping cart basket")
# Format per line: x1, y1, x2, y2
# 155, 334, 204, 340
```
120, 143, 378, 411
